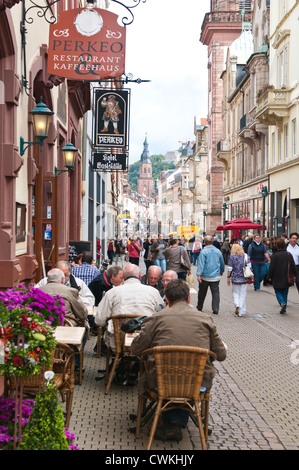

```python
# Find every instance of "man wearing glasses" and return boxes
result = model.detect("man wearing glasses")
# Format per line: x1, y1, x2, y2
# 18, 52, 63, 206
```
141, 265, 163, 295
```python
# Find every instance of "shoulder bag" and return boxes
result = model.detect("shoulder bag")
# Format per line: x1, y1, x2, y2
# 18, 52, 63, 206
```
180, 247, 189, 271
243, 254, 253, 278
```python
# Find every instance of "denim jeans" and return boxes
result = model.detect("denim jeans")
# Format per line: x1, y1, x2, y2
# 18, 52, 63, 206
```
154, 258, 167, 274
274, 288, 289, 305
193, 252, 200, 266
251, 262, 266, 291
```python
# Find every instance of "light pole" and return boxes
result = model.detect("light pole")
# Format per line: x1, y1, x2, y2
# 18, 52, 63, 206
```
262, 185, 268, 237
203, 210, 207, 236
222, 203, 227, 241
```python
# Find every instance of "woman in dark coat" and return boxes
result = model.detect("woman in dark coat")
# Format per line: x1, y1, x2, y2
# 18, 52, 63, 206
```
268, 238, 296, 314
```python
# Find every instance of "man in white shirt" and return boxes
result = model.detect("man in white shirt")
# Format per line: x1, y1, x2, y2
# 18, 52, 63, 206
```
287, 232, 299, 292
94, 263, 164, 351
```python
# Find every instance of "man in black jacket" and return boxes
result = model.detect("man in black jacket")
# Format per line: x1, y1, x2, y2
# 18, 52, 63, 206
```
88, 265, 124, 306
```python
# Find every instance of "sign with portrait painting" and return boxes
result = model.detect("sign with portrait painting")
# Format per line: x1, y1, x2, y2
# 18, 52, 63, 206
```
94, 89, 130, 150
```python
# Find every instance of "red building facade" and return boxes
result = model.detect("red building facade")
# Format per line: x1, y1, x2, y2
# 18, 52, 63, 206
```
0, 0, 90, 289
200, 0, 253, 234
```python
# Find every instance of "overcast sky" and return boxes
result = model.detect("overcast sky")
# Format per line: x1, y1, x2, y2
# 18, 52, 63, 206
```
110, 0, 210, 164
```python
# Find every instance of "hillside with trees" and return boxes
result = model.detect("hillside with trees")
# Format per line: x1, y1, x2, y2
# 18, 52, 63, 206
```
128, 154, 177, 191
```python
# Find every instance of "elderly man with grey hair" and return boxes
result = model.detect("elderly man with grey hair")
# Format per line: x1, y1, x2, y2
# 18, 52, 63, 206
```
141, 265, 163, 295
38, 268, 88, 327
95, 263, 164, 351
35, 260, 95, 312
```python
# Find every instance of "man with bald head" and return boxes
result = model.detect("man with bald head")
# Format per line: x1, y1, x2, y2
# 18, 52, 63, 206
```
141, 265, 163, 295
94, 263, 164, 351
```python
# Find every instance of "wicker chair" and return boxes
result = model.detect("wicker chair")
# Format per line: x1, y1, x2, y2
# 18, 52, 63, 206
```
52, 342, 76, 427
104, 314, 144, 395
135, 345, 216, 450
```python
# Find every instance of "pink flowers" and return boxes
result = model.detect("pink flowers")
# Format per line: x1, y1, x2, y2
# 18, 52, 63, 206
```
0, 286, 66, 327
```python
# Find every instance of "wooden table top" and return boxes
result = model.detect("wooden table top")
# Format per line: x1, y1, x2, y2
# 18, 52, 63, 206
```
54, 326, 85, 345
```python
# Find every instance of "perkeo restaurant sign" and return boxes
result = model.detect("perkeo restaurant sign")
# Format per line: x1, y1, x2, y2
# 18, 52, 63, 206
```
47, 8, 126, 81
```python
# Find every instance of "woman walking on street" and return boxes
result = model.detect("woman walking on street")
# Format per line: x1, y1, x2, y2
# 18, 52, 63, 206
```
248, 234, 270, 291
143, 234, 153, 272
227, 243, 250, 316
163, 238, 191, 280
114, 236, 125, 268
107, 238, 115, 265
268, 238, 297, 314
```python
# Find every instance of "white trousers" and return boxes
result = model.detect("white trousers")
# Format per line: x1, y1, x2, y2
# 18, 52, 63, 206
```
232, 283, 247, 315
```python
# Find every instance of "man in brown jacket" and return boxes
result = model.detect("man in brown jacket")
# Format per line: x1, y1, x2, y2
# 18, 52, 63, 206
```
131, 278, 227, 440
38, 268, 88, 327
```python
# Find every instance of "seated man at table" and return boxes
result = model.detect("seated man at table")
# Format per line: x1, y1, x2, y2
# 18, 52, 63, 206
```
38, 268, 88, 327
88, 265, 124, 306
131, 279, 227, 441
36, 260, 95, 312
94, 263, 164, 352
141, 265, 163, 295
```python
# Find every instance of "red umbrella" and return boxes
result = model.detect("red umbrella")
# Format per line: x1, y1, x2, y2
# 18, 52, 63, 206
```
223, 221, 264, 230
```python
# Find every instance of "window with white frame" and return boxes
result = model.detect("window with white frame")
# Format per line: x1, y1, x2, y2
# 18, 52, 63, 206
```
292, 119, 297, 156
278, 130, 282, 162
272, 132, 276, 164
284, 123, 288, 159
279, 47, 288, 88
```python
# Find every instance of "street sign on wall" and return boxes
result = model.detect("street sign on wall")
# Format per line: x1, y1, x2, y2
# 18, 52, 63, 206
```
93, 152, 127, 171
47, 8, 126, 81
94, 88, 130, 150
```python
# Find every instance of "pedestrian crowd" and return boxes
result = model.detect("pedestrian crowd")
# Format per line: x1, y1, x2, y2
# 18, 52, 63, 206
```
32, 229, 298, 443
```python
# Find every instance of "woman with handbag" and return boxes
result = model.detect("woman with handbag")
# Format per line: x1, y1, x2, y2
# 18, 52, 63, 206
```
227, 243, 251, 316
267, 238, 297, 314
248, 234, 271, 291
163, 238, 191, 280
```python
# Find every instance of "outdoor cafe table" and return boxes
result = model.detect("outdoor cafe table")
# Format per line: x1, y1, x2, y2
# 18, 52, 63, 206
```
54, 326, 85, 384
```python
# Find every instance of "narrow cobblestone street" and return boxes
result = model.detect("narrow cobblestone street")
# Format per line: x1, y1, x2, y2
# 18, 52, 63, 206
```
68, 260, 299, 452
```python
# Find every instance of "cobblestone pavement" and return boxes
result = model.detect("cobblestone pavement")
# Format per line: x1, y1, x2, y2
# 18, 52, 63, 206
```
68, 259, 299, 452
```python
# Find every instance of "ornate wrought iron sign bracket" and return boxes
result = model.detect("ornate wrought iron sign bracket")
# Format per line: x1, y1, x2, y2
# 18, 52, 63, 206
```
21, 0, 147, 26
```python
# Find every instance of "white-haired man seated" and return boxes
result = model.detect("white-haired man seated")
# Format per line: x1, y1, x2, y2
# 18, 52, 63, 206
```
94, 263, 164, 351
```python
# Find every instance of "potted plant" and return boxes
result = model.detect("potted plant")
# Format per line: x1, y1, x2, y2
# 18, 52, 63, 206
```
19, 380, 71, 450
256, 83, 273, 100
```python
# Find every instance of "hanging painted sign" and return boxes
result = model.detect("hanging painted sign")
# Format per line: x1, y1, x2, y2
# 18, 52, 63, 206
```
93, 152, 127, 171
94, 88, 130, 149
47, 7, 126, 81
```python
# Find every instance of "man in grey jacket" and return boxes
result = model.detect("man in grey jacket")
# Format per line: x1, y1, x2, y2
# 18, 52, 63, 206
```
196, 235, 225, 314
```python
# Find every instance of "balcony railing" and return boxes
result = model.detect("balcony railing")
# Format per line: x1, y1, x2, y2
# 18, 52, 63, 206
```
255, 88, 291, 126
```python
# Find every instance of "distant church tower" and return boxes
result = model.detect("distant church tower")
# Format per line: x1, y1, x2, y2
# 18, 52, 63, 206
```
137, 134, 155, 198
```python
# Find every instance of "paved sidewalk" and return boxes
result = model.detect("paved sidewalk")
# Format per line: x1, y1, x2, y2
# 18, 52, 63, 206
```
67, 259, 299, 451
